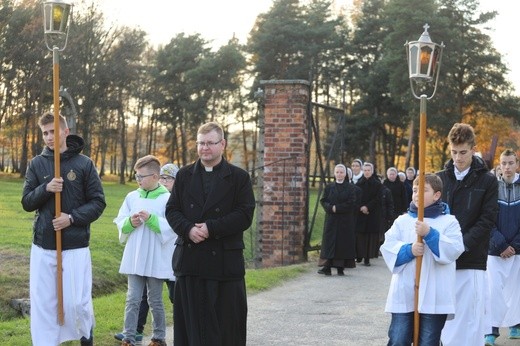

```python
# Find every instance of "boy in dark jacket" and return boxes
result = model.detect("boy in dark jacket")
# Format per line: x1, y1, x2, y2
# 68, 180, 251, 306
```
22, 112, 106, 346
437, 123, 498, 346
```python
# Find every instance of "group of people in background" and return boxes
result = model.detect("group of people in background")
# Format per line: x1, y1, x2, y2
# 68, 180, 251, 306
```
319, 122, 520, 346
318, 159, 416, 273
23, 114, 254, 346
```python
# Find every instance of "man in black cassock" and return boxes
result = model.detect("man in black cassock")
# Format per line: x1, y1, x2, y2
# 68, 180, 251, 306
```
166, 121, 255, 346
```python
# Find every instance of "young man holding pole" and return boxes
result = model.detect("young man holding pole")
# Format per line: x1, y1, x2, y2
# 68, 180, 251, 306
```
22, 112, 106, 346
438, 123, 498, 346
381, 174, 464, 345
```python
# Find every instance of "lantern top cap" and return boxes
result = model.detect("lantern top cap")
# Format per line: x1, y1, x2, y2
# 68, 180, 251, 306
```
417, 23, 433, 44
44, 0, 73, 4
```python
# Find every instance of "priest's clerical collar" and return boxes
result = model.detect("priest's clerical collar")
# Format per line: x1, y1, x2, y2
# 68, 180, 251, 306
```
201, 159, 223, 172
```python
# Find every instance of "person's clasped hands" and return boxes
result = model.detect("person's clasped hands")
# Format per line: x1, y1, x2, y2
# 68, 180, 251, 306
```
131, 210, 150, 227
189, 223, 209, 243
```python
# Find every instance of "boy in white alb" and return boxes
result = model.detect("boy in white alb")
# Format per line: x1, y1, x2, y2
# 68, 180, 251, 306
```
114, 155, 176, 346
381, 174, 464, 345
484, 149, 520, 346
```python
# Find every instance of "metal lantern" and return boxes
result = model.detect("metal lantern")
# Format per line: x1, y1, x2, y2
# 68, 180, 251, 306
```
43, 0, 73, 51
405, 24, 444, 99
405, 24, 445, 346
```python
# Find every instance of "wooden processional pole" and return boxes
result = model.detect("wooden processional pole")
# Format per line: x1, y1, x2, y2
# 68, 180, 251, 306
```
53, 46, 64, 326
413, 94, 427, 345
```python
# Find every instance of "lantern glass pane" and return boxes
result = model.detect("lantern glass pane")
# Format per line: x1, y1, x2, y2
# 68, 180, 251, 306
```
420, 46, 432, 76
431, 46, 440, 76
409, 45, 419, 76
61, 6, 70, 32
52, 5, 64, 31
43, 4, 51, 32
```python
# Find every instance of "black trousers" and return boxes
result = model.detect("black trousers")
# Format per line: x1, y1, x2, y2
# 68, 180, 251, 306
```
174, 276, 247, 346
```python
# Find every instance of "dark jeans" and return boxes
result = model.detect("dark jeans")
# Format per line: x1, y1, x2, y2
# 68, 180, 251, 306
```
388, 312, 447, 346
137, 286, 148, 333
137, 280, 175, 333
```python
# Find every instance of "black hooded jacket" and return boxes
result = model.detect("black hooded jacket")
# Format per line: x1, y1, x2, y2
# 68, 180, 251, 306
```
21, 135, 106, 250
437, 156, 498, 270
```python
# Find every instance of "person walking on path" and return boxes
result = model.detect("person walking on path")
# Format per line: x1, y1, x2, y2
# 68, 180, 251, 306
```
318, 164, 361, 275
165, 121, 255, 346
114, 155, 176, 346
381, 174, 464, 345
438, 123, 498, 346
484, 149, 520, 346
22, 112, 106, 346
355, 162, 383, 266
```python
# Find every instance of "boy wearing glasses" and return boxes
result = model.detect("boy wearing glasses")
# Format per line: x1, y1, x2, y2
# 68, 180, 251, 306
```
114, 155, 176, 346
114, 163, 179, 343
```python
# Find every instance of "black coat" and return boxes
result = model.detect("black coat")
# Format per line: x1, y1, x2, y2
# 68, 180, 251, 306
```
404, 179, 414, 206
380, 186, 394, 233
383, 179, 407, 218
320, 182, 360, 260
437, 156, 498, 270
166, 158, 255, 280
356, 175, 383, 234
21, 135, 106, 250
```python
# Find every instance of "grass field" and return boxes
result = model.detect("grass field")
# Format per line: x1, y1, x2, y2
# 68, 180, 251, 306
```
0, 172, 325, 344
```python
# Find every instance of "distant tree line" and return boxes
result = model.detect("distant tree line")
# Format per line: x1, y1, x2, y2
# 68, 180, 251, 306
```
1, 0, 519, 182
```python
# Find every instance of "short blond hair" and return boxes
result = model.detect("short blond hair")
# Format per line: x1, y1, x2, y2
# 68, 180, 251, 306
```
134, 155, 161, 173
198, 122, 224, 139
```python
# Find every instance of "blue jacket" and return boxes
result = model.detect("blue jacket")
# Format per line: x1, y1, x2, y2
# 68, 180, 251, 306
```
489, 174, 520, 256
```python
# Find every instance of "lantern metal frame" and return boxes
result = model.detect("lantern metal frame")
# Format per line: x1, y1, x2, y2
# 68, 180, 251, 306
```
43, 0, 73, 51
405, 23, 444, 100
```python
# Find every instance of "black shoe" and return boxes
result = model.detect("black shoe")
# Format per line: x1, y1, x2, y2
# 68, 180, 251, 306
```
363, 261, 371, 266
337, 269, 345, 276
356, 258, 362, 263
80, 336, 93, 346
318, 267, 331, 275
80, 329, 93, 346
